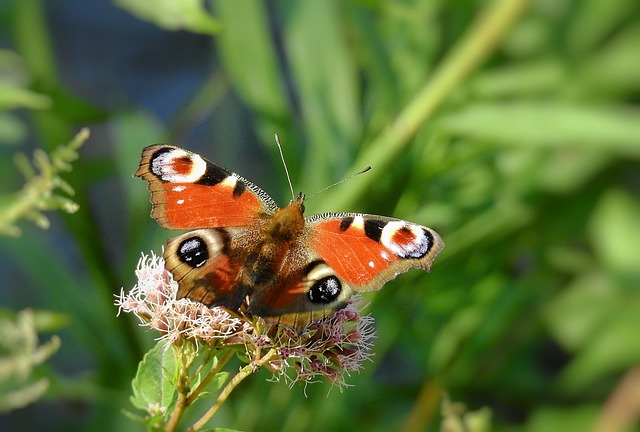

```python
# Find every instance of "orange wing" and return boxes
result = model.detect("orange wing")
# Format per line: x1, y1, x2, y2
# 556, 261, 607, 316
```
307, 213, 444, 291
135, 145, 278, 229
247, 213, 443, 328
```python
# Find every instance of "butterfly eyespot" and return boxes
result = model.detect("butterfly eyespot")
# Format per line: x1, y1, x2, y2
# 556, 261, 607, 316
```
308, 276, 342, 304
177, 236, 209, 268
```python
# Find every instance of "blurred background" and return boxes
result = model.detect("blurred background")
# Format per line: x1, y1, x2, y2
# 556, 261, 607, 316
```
1, 0, 640, 430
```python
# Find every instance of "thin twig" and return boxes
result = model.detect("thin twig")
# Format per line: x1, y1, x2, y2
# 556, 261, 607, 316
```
186, 348, 278, 432
186, 349, 235, 405
165, 390, 188, 432
165, 346, 196, 432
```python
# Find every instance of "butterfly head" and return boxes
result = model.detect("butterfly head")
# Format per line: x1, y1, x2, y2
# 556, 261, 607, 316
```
290, 191, 306, 209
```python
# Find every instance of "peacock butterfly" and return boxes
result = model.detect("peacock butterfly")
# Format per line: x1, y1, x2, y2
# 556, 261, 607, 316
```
135, 143, 444, 329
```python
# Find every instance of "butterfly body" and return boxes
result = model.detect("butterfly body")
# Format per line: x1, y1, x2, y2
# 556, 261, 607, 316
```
136, 144, 443, 328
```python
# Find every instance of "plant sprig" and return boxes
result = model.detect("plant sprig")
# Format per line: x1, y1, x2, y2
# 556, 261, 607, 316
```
117, 252, 374, 431
0, 127, 89, 236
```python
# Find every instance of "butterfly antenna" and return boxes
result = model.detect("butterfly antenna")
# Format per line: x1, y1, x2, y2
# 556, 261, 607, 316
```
275, 134, 296, 201
306, 165, 372, 200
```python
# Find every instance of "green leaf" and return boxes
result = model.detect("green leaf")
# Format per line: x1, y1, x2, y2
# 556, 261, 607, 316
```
543, 272, 619, 353
589, 189, 640, 276
0, 112, 27, 145
545, 266, 640, 390
130, 343, 177, 413
215, 0, 295, 166
0, 83, 51, 110
31, 309, 71, 333
525, 405, 599, 432
198, 372, 229, 398
559, 300, 640, 390
437, 102, 640, 157
216, 0, 289, 120
471, 60, 565, 97
566, 0, 633, 55
282, 0, 361, 191
190, 355, 229, 397
115, 0, 222, 35
581, 26, 640, 95
546, 190, 640, 390
202, 428, 244, 432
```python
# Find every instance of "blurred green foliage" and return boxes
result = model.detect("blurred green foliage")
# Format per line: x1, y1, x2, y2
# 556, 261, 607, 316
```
0, 309, 61, 412
1, 0, 639, 430
0, 128, 88, 236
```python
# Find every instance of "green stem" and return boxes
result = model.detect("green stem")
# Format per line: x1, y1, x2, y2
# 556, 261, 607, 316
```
320, 0, 530, 210
165, 346, 195, 432
186, 349, 235, 405
165, 391, 188, 432
186, 348, 278, 432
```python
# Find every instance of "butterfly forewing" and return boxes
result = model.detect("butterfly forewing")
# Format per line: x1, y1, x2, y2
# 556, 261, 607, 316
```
306, 213, 444, 291
135, 145, 278, 229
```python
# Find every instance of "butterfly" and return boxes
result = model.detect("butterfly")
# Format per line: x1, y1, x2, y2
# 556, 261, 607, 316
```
135, 144, 444, 329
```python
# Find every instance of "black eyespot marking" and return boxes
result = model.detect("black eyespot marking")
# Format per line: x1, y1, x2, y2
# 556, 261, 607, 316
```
339, 216, 354, 231
308, 276, 342, 304
196, 165, 228, 186
364, 219, 386, 242
177, 236, 209, 268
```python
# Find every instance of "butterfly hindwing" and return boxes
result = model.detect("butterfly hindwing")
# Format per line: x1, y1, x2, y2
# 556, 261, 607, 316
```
247, 244, 356, 328
245, 213, 443, 328
164, 227, 256, 310
135, 144, 278, 229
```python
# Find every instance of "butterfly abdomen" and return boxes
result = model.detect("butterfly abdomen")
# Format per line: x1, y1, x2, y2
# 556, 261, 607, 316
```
246, 243, 287, 286
247, 202, 305, 286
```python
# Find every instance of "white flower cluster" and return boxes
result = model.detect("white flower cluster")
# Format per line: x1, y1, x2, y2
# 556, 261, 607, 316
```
116, 252, 376, 387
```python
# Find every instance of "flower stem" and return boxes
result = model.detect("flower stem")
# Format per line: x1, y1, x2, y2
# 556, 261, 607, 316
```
165, 390, 188, 432
186, 349, 235, 405
165, 346, 196, 432
186, 348, 278, 432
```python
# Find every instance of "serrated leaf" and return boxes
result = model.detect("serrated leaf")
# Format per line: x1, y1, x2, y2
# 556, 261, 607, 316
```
121, 408, 165, 429
130, 344, 177, 413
